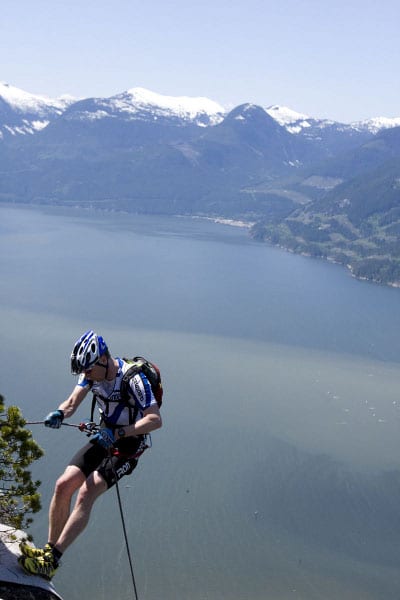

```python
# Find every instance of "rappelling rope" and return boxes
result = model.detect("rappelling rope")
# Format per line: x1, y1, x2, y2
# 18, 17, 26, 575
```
109, 451, 139, 600
25, 421, 81, 429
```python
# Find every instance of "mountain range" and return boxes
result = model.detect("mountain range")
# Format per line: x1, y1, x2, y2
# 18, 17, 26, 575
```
1, 81, 400, 285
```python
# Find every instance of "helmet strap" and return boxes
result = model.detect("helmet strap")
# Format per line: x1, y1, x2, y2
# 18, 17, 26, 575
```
95, 359, 109, 380
105, 359, 109, 380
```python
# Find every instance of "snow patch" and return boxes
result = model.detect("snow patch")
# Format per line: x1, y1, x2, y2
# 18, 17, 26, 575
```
265, 105, 335, 134
82, 109, 111, 121
31, 119, 50, 131
266, 105, 311, 126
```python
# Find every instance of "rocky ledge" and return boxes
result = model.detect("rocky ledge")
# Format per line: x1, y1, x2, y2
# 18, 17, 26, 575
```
0, 524, 62, 600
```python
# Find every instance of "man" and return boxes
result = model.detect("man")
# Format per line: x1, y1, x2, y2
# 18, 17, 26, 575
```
19, 330, 162, 580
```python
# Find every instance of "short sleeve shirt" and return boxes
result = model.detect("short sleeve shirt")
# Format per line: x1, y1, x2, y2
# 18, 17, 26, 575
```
78, 357, 157, 426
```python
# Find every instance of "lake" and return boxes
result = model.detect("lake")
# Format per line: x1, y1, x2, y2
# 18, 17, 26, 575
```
1, 204, 400, 600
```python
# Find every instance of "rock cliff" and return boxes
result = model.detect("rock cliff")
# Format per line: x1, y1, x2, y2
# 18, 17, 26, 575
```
0, 524, 62, 599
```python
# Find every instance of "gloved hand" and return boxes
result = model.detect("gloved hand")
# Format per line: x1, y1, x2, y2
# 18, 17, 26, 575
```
44, 410, 64, 429
90, 427, 115, 449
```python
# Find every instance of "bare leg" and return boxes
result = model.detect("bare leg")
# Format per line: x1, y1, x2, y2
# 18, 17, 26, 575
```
53, 470, 107, 554
48, 466, 86, 545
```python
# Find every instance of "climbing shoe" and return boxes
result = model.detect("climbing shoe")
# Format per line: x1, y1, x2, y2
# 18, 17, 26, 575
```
19, 542, 53, 559
18, 553, 59, 580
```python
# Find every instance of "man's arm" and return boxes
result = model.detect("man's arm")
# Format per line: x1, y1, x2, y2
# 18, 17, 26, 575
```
118, 404, 162, 438
58, 384, 90, 419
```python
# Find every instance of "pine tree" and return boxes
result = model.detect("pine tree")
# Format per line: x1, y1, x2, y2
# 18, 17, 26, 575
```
0, 394, 44, 531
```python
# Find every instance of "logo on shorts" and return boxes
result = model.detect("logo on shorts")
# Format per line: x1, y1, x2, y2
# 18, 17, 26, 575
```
116, 461, 131, 478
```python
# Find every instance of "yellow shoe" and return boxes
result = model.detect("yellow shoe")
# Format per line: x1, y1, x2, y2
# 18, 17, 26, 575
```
18, 553, 59, 580
19, 542, 52, 558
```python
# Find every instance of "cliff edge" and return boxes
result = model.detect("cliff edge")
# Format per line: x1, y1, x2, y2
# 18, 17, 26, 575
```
0, 524, 62, 600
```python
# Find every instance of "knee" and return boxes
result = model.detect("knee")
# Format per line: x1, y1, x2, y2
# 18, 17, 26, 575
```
74, 487, 93, 510
54, 468, 84, 497
75, 474, 107, 508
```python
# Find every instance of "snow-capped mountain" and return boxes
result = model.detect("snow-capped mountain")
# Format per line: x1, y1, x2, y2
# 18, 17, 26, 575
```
264, 104, 371, 156
63, 87, 226, 127
1, 81, 400, 286
2, 80, 400, 140
350, 116, 400, 134
265, 103, 400, 136
0, 81, 74, 138
0, 81, 73, 115
113, 87, 225, 125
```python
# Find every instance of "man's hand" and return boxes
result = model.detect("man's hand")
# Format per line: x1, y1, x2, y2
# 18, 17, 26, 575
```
44, 410, 64, 429
91, 427, 115, 449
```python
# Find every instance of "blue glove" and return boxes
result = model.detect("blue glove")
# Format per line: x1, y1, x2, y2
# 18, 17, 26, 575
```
91, 427, 115, 449
44, 410, 64, 429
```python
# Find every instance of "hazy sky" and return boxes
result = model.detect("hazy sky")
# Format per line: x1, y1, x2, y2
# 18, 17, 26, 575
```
2, 0, 399, 123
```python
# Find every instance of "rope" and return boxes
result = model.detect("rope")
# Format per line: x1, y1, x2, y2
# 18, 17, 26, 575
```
1, 421, 84, 429
25, 421, 82, 429
109, 452, 140, 600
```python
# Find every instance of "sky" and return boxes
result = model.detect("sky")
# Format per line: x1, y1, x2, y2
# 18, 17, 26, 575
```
1, 0, 400, 123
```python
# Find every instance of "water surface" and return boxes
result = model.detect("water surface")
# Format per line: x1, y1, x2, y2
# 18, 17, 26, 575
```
1, 205, 400, 600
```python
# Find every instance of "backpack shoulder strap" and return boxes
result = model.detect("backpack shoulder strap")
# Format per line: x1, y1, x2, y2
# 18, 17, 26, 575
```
119, 362, 145, 423
90, 390, 111, 423
120, 362, 141, 402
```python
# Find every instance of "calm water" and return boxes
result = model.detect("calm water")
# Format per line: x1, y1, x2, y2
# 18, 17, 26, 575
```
1, 204, 400, 600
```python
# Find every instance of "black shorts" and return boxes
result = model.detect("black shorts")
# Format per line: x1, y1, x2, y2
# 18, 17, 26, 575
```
68, 436, 145, 489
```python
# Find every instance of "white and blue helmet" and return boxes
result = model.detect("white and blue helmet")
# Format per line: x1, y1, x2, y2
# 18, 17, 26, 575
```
70, 330, 108, 374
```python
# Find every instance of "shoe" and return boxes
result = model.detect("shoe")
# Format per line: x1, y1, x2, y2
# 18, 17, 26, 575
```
19, 542, 53, 558
18, 553, 59, 580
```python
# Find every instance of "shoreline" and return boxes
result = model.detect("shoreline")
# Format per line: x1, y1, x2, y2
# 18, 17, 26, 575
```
0, 201, 255, 230
257, 237, 400, 289
189, 215, 255, 229
2, 200, 399, 288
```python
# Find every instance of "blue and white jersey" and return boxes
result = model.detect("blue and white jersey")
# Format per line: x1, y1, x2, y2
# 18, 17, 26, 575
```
78, 357, 157, 426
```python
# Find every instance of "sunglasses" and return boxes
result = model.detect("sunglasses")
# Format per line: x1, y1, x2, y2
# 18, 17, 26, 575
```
84, 361, 105, 373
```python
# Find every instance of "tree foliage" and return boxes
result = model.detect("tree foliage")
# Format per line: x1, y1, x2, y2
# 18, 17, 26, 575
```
0, 394, 44, 530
